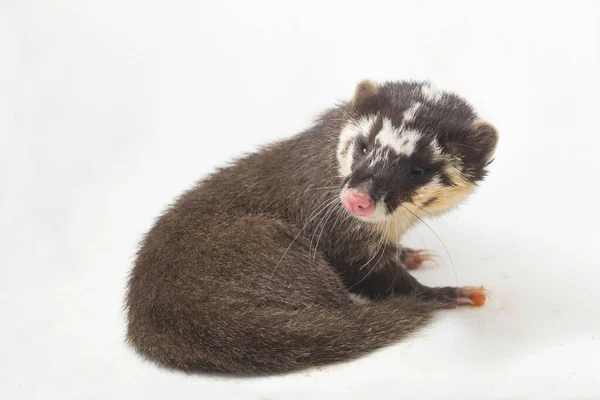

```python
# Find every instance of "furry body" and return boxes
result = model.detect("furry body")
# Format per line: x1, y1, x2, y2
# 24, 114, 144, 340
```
125, 80, 498, 374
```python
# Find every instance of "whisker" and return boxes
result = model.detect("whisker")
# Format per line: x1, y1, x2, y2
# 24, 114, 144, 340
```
349, 241, 387, 290
357, 237, 384, 271
308, 199, 338, 260
219, 181, 261, 212
329, 200, 346, 232
400, 204, 459, 288
304, 185, 340, 192
406, 201, 434, 218
269, 196, 339, 283
312, 200, 340, 261
357, 217, 388, 271
385, 250, 400, 295
262, 185, 338, 212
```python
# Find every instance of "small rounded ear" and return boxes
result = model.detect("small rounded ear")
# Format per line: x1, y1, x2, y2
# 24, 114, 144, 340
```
351, 79, 379, 106
470, 120, 499, 164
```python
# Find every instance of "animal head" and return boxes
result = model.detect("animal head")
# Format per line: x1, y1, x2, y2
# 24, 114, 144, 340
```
337, 80, 498, 224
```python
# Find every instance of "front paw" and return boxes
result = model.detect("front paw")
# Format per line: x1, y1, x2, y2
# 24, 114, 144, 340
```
402, 248, 440, 270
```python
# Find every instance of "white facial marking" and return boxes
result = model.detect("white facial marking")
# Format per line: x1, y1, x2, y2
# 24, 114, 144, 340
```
354, 116, 375, 133
376, 117, 423, 157
429, 174, 442, 187
429, 138, 446, 161
402, 102, 421, 125
337, 116, 375, 176
368, 201, 389, 222
367, 147, 386, 168
338, 142, 355, 176
421, 83, 443, 103
400, 130, 423, 156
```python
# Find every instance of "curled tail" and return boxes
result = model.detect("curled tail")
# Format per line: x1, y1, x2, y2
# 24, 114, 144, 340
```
126, 296, 437, 375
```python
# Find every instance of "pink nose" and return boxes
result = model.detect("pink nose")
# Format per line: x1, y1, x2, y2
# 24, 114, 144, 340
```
341, 188, 375, 217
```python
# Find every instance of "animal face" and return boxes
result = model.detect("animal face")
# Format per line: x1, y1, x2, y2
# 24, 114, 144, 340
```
337, 80, 498, 223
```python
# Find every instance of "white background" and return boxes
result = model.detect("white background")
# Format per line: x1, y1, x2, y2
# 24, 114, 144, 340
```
2, 1, 599, 399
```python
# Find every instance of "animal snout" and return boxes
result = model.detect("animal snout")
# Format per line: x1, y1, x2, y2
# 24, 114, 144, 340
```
341, 188, 375, 217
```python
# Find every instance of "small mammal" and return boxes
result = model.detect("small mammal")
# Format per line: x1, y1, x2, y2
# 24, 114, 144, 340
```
125, 80, 498, 374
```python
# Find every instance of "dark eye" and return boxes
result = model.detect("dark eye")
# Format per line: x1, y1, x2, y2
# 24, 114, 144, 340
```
356, 141, 368, 155
410, 166, 427, 179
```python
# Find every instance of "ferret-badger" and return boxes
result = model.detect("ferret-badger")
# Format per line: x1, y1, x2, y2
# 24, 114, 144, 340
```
125, 80, 498, 374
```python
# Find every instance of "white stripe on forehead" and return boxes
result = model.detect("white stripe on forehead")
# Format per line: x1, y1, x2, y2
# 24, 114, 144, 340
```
376, 118, 422, 156
354, 115, 376, 134
421, 82, 443, 103
368, 147, 386, 168
402, 102, 421, 125
338, 116, 375, 144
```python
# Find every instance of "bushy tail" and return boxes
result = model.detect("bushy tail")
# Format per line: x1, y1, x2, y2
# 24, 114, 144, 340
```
127, 296, 438, 375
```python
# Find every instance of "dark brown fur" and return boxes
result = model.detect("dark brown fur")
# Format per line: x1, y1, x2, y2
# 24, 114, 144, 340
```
125, 80, 497, 375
